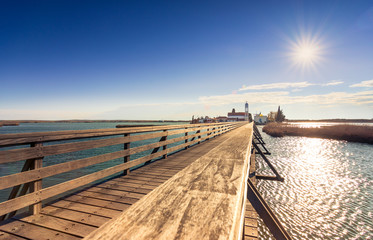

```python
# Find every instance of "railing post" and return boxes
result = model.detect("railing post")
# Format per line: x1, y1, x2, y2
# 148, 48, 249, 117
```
198, 129, 201, 144
29, 142, 43, 215
124, 133, 130, 175
206, 127, 210, 140
163, 130, 167, 159
184, 127, 189, 149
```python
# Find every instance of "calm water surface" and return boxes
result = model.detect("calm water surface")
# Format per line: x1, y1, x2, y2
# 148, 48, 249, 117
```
257, 126, 373, 240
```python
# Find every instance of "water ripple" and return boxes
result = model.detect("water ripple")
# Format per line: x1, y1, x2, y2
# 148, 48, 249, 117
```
256, 127, 373, 240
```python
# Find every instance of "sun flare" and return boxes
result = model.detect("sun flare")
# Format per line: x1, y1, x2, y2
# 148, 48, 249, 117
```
286, 32, 325, 72
296, 46, 317, 61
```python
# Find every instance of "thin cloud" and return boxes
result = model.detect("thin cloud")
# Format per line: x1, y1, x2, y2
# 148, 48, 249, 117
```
322, 80, 344, 86
239, 80, 343, 91
199, 90, 373, 106
239, 81, 313, 91
350, 79, 373, 88
199, 91, 290, 105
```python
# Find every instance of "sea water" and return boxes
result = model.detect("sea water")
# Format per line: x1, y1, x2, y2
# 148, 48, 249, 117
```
256, 125, 373, 239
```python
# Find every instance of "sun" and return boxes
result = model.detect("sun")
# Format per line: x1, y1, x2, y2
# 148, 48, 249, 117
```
293, 44, 320, 64
296, 46, 317, 61
286, 33, 325, 72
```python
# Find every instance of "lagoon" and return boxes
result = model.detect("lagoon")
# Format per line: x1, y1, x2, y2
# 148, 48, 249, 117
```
257, 125, 373, 239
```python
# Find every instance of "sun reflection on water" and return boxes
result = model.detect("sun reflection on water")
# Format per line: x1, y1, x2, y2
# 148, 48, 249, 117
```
256, 128, 373, 240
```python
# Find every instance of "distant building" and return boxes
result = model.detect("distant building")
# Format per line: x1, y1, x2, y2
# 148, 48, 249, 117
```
192, 102, 249, 123
245, 102, 249, 121
216, 116, 228, 122
254, 113, 268, 125
267, 111, 276, 122
227, 108, 247, 122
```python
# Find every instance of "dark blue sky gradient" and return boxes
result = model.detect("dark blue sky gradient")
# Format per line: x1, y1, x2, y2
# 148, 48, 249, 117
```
1, 1, 372, 119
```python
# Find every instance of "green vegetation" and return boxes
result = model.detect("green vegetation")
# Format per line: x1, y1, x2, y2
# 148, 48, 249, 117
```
275, 106, 286, 122
262, 123, 373, 144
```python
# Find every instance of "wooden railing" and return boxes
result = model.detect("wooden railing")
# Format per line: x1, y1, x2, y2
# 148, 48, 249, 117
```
0, 122, 243, 221
83, 122, 253, 240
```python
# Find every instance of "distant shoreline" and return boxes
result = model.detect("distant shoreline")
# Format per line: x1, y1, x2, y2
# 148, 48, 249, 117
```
263, 122, 373, 144
286, 119, 373, 123
0, 120, 189, 124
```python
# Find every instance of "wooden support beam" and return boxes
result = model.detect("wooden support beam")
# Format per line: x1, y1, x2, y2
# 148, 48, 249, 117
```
29, 142, 43, 215
162, 130, 167, 159
124, 133, 130, 176
252, 142, 284, 182
247, 179, 292, 240
0, 158, 34, 221
256, 175, 283, 181
184, 128, 188, 150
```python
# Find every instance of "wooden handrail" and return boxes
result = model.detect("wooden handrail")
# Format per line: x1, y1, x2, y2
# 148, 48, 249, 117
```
0, 125, 226, 164
0, 122, 245, 219
0, 123, 231, 147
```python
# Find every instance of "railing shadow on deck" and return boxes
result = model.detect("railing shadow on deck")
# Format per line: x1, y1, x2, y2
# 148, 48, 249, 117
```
0, 122, 245, 222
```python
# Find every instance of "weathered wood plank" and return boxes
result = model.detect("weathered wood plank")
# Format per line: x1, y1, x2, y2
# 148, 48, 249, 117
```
83, 123, 253, 240
15, 214, 97, 237
75, 190, 138, 206
0, 231, 27, 240
50, 200, 121, 218
100, 179, 156, 190
95, 182, 155, 194
40, 206, 109, 227
63, 195, 131, 211
0, 219, 81, 240
85, 187, 145, 200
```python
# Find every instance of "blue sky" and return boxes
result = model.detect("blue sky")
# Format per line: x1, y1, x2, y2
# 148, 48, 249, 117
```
1, 0, 373, 120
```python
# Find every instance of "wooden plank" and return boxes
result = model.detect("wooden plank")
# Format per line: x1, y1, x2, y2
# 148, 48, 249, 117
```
100, 179, 156, 190
0, 219, 81, 240
84, 187, 144, 200
124, 172, 172, 180
245, 217, 258, 227
118, 175, 166, 183
108, 178, 163, 186
75, 191, 138, 206
50, 200, 121, 218
63, 195, 131, 211
95, 181, 155, 193
83, 123, 253, 240
40, 205, 109, 227
0, 230, 27, 240
15, 214, 97, 237
244, 225, 259, 238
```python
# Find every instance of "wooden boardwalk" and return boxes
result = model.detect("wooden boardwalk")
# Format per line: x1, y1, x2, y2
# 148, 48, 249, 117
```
0, 123, 258, 240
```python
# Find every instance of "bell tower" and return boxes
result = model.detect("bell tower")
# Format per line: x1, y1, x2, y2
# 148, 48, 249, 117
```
245, 102, 249, 121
